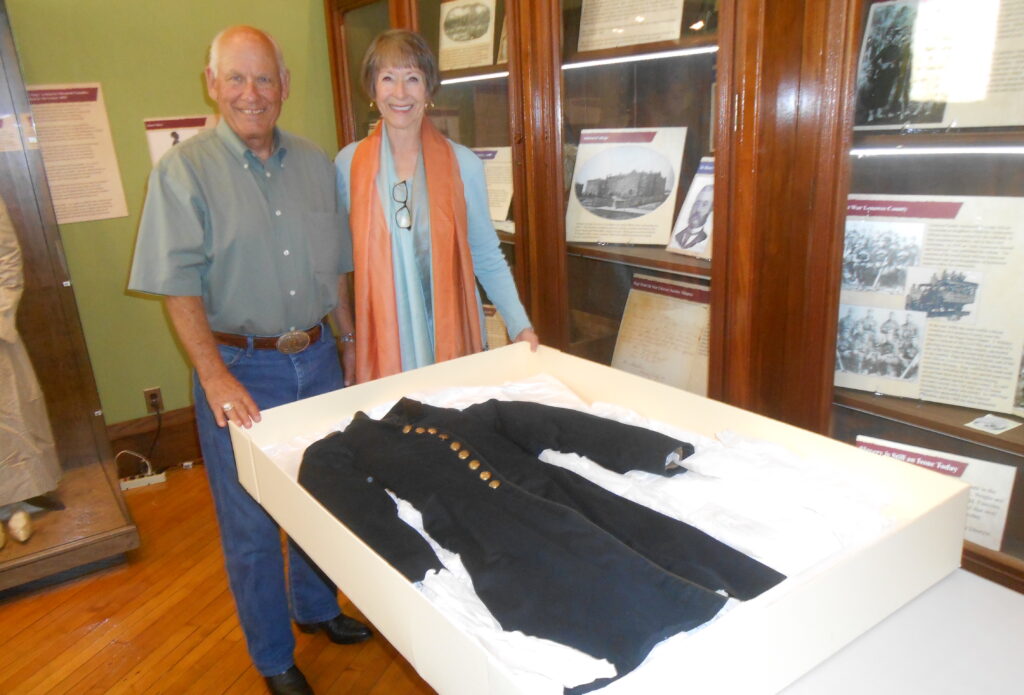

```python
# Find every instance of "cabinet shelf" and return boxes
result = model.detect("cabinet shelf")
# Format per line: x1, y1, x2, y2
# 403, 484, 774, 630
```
567, 242, 710, 278
439, 63, 509, 84
833, 387, 1024, 458
852, 128, 1024, 149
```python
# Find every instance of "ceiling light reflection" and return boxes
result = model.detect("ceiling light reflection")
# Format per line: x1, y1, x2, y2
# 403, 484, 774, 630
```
563, 46, 718, 71
851, 146, 1024, 157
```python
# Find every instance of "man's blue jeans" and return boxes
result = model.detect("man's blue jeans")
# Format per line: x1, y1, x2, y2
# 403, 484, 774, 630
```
193, 325, 343, 676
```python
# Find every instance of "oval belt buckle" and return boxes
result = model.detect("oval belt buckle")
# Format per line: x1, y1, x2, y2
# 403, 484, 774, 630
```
275, 329, 311, 354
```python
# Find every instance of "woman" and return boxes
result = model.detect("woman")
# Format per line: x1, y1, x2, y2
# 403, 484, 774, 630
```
336, 30, 537, 383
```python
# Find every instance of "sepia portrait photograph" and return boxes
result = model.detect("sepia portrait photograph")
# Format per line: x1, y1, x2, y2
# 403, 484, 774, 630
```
667, 157, 714, 259
836, 304, 927, 381
854, 0, 946, 127
842, 219, 923, 294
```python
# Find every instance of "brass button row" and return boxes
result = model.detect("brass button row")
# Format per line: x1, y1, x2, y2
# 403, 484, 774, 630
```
401, 423, 501, 489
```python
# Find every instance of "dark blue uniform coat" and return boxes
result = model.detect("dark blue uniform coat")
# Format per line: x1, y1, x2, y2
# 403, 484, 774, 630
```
299, 398, 785, 693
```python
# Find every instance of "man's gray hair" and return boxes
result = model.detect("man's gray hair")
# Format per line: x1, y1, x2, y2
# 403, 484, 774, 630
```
207, 26, 287, 80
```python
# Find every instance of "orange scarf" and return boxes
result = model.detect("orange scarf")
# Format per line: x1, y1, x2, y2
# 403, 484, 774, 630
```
349, 119, 483, 383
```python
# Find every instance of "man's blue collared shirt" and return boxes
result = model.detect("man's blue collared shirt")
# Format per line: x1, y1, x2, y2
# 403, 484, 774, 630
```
130, 119, 352, 336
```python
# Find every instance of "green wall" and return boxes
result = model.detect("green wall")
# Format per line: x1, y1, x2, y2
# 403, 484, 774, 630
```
6, 0, 339, 424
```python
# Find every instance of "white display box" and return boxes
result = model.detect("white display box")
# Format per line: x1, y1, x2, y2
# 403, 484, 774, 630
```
230, 344, 969, 695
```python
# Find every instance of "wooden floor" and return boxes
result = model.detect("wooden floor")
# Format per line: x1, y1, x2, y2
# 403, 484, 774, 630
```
0, 466, 437, 695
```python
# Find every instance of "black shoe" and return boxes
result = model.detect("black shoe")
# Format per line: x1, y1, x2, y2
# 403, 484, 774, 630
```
264, 665, 313, 695
297, 613, 372, 644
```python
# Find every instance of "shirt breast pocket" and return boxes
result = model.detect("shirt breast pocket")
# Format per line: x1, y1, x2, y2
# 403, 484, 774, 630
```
302, 212, 348, 275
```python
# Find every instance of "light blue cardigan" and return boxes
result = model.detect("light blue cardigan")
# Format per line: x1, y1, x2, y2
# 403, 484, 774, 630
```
335, 128, 531, 372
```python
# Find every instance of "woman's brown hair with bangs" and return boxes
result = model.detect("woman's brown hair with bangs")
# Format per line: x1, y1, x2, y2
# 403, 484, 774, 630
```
361, 30, 440, 99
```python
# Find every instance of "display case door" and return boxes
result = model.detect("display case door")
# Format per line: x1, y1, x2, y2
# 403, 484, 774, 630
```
830, 0, 1024, 591
0, 0, 137, 591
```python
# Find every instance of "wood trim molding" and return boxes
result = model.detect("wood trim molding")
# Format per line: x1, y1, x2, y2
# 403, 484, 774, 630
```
506, 0, 569, 349
963, 542, 1024, 595
0, 528, 136, 593
708, 0, 751, 402
324, 0, 416, 148
106, 406, 198, 440
323, 0, 353, 147
711, 0, 859, 433
323, 0, 376, 146
389, 0, 417, 31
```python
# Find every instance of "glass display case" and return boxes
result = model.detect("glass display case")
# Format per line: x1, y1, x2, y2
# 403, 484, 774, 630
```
325, 1, 721, 380
323, 0, 1024, 592
560, 1, 718, 382
325, 0, 522, 289
0, 2, 137, 590
831, 0, 1024, 590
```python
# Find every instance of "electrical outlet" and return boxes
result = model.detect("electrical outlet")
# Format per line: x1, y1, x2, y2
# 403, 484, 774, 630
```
144, 387, 163, 413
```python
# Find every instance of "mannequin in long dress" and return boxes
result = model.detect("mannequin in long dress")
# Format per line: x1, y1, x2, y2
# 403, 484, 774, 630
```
0, 194, 61, 543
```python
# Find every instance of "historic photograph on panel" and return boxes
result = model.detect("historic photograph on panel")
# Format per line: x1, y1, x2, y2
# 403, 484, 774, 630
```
566, 127, 686, 244
836, 305, 926, 381
442, 1, 491, 41
438, 0, 497, 71
841, 219, 923, 293
854, 0, 946, 127
574, 146, 675, 221
904, 267, 981, 323
667, 157, 714, 259
840, 194, 1024, 413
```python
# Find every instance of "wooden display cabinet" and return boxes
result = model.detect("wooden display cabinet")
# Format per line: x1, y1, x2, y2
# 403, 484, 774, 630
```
0, 1, 138, 592
830, 0, 1024, 591
322, 0, 1023, 590
560, 1, 717, 365
325, 0, 721, 364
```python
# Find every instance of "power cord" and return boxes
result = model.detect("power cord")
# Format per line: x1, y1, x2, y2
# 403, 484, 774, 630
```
146, 402, 163, 465
115, 448, 156, 477
116, 395, 164, 478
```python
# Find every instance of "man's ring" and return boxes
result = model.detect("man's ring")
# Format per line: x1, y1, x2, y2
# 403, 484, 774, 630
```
221, 403, 234, 412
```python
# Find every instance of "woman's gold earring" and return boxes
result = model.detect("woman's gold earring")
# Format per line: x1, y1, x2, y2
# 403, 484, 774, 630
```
429, 101, 435, 109
369, 101, 376, 111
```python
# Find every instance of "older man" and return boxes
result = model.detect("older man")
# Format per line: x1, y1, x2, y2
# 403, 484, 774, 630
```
129, 26, 368, 695
673, 184, 713, 250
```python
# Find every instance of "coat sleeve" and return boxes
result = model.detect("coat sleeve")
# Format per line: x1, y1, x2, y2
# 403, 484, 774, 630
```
298, 431, 445, 582
482, 400, 693, 475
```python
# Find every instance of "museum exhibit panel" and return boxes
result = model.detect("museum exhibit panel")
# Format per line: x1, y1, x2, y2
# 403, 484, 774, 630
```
830, 0, 1024, 592
0, 1, 137, 591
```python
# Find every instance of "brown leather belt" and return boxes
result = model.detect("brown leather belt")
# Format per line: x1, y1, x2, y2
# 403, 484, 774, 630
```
213, 320, 324, 354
